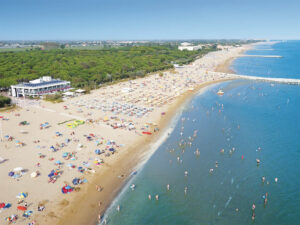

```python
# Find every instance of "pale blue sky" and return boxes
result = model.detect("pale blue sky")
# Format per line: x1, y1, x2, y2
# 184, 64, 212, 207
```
0, 0, 299, 40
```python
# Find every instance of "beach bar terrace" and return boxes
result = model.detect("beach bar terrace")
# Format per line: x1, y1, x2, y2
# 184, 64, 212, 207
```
11, 76, 71, 97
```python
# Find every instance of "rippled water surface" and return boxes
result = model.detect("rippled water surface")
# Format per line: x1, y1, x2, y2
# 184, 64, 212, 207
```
102, 41, 300, 225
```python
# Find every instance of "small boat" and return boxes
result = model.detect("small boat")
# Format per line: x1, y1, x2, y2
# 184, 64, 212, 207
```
217, 90, 224, 96
142, 131, 152, 135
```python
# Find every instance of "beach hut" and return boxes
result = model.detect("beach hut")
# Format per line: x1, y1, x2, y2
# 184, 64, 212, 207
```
75, 89, 86, 95
63, 91, 75, 97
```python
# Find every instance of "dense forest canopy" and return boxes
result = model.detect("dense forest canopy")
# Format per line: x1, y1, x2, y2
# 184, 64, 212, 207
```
0, 95, 11, 107
0, 45, 217, 88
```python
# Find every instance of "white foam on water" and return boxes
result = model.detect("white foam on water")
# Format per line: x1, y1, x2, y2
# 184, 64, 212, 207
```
225, 196, 232, 208
231, 177, 234, 184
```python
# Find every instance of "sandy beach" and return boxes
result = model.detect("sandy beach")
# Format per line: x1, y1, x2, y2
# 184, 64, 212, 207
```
0, 44, 252, 225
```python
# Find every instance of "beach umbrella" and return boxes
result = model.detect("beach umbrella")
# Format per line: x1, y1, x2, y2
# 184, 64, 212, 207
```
13, 167, 23, 172
17, 206, 27, 211
95, 149, 101, 155
16, 192, 27, 199
30, 172, 38, 178
4, 203, 11, 208
72, 178, 80, 185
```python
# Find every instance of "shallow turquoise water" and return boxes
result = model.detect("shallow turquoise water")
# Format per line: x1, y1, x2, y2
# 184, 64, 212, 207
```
102, 41, 300, 225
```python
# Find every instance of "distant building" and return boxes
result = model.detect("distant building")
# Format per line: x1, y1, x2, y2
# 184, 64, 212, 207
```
173, 64, 184, 68
178, 42, 203, 51
217, 45, 233, 50
11, 76, 71, 97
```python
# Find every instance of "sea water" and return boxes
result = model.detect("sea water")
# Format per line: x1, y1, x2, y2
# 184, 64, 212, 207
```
101, 41, 300, 225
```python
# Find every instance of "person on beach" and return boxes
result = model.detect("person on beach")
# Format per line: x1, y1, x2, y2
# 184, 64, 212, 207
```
96, 185, 102, 192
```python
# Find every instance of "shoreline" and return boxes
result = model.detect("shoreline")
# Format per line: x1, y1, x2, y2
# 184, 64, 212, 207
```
55, 78, 234, 225
0, 44, 254, 225
41, 45, 253, 225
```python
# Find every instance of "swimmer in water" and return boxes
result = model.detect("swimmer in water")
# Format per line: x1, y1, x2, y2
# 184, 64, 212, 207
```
220, 149, 224, 153
252, 212, 255, 220
116, 205, 120, 212
264, 192, 268, 206
184, 171, 188, 176
148, 194, 151, 200
184, 186, 188, 195
209, 168, 214, 173
155, 195, 159, 200
215, 161, 219, 168
262, 176, 266, 183
275, 177, 278, 183
252, 203, 256, 211
167, 184, 170, 191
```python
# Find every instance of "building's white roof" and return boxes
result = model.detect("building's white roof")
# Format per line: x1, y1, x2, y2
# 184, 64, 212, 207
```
11, 77, 70, 89
180, 42, 191, 46
75, 89, 85, 93
63, 91, 74, 96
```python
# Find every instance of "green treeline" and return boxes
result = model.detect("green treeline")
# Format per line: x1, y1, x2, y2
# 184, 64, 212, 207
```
0, 95, 11, 107
0, 45, 216, 88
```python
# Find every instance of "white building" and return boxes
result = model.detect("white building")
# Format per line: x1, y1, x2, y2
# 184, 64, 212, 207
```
178, 42, 203, 51
11, 76, 71, 97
